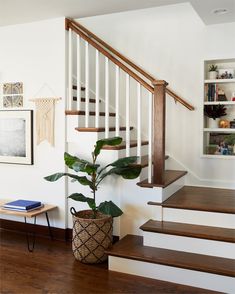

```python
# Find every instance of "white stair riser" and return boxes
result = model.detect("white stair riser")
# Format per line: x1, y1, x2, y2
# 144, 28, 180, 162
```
72, 101, 105, 112
109, 256, 235, 293
143, 232, 235, 259
163, 208, 235, 229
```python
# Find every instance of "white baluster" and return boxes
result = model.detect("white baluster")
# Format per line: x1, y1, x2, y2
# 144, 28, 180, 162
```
68, 28, 73, 110
105, 57, 109, 138
95, 50, 100, 128
115, 66, 120, 137
85, 41, 89, 127
148, 92, 153, 183
126, 74, 130, 156
137, 83, 141, 159
76, 35, 81, 111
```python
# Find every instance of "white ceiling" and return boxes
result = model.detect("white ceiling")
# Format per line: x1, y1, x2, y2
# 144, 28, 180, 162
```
0, 0, 234, 27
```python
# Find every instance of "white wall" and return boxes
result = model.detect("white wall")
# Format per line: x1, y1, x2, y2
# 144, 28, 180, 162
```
0, 18, 67, 228
77, 3, 235, 188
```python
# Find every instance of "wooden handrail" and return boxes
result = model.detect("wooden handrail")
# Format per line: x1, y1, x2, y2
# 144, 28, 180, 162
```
68, 21, 154, 93
65, 18, 194, 111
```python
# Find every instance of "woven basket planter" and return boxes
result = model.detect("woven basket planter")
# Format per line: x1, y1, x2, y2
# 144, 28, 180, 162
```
71, 209, 113, 264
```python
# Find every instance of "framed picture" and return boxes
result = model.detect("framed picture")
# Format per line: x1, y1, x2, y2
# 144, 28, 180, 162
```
0, 110, 33, 165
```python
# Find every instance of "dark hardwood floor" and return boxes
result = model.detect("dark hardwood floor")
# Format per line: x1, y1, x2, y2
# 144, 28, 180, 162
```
0, 230, 218, 294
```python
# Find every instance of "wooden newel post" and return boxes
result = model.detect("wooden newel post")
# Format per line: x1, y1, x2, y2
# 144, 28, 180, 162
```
152, 80, 168, 186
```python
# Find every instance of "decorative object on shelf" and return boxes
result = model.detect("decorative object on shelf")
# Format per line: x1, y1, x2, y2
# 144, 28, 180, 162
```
30, 97, 61, 146
219, 119, 230, 128
218, 89, 227, 101
0, 110, 33, 164
44, 137, 142, 264
2, 82, 23, 108
218, 69, 234, 79
208, 64, 218, 80
230, 119, 235, 129
204, 105, 227, 128
224, 134, 235, 154
231, 92, 235, 101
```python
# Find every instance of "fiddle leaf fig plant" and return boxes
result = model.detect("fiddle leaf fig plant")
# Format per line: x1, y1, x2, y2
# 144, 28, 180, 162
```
44, 137, 142, 218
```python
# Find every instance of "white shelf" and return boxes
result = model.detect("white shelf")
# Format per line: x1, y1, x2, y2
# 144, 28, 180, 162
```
204, 101, 235, 105
204, 79, 235, 84
204, 128, 235, 133
201, 155, 235, 159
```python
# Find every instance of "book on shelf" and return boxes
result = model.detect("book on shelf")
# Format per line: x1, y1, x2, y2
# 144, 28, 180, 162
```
205, 83, 219, 102
2, 204, 44, 212
3, 199, 42, 210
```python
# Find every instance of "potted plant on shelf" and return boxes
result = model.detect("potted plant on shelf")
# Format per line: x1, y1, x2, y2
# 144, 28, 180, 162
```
224, 134, 235, 154
44, 137, 141, 264
208, 64, 218, 80
204, 105, 227, 128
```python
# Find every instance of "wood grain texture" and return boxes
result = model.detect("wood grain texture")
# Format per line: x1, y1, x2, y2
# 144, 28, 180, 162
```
0, 230, 214, 294
106, 235, 235, 277
137, 170, 187, 188
76, 126, 133, 132
162, 186, 235, 214
140, 220, 235, 243
65, 110, 116, 116
102, 140, 148, 150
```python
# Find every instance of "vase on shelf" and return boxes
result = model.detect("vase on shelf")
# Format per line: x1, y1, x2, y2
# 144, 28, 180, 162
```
208, 71, 217, 80
208, 118, 219, 128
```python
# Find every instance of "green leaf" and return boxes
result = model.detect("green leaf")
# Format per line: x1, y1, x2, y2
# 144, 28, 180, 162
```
44, 173, 66, 182
44, 172, 92, 188
68, 193, 96, 210
98, 201, 123, 218
94, 137, 122, 157
64, 152, 99, 175
99, 166, 141, 183
110, 156, 138, 167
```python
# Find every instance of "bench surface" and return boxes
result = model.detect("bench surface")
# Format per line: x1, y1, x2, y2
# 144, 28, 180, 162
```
0, 200, 57, 218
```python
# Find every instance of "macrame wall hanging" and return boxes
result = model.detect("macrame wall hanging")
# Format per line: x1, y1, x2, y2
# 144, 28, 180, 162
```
30, 84, 61, 146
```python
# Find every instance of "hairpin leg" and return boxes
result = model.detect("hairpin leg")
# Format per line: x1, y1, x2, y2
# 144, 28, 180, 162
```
45, 212, 53, 240
24, 216, 36, 252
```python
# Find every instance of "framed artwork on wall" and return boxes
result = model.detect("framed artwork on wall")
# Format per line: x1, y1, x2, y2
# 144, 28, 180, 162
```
0, 110, 34, 165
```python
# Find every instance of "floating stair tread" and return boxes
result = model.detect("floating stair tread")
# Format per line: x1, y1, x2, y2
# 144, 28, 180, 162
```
102, 140, 148, 150
65, 110, 116, 117
131, 155, 169, 168
73, 97, 101, 103
76, 126, 134, 132
137, 170, 187, 188
106, 235, 235, 277
72, 85, 85, 91
140, 220, 235, 243
162, 186, 235, 214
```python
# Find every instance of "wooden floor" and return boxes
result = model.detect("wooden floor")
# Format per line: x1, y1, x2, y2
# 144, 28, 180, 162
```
0, 230, 218, 294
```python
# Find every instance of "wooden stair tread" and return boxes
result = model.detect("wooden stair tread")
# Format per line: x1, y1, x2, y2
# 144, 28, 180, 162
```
65, 110, 115, 117
162, 186, 235, 214
131, 155, 169, 168
72, 85, 85, 91
76, 126, 134, 132
106, 235, 235, 277
102, 140, 148, 150
140, 220, 235, 243
137, 170, 187, 188
73, 97, 101, 103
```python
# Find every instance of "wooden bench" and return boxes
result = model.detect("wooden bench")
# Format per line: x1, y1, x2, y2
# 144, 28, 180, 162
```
0, 200, 57, 252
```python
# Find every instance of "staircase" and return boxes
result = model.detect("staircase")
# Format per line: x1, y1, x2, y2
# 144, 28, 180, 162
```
64, 19, 235, 293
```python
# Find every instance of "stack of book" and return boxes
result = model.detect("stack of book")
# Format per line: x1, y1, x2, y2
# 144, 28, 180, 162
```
3, 199, 43, 212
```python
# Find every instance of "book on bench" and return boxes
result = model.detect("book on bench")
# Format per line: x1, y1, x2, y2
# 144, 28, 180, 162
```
3, 199, 42, 211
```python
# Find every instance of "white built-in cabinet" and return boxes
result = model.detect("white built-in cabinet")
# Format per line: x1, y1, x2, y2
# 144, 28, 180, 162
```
203, 58, 235, 158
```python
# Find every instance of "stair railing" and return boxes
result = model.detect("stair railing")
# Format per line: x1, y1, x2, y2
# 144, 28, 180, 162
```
65, 18, 194, 185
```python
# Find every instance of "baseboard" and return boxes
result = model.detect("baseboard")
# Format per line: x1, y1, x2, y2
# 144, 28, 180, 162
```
0, 218, 120, 243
